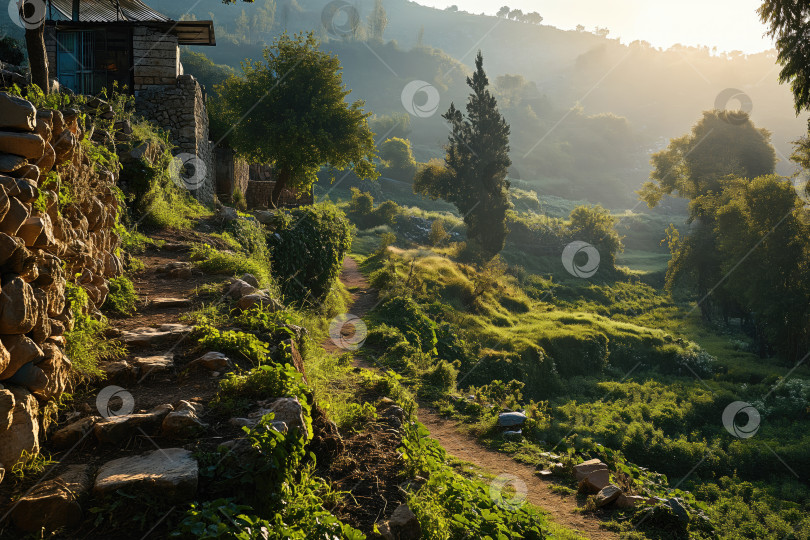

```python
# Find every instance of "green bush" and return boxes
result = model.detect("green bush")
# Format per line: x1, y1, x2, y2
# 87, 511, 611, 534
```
196, 326, 270, 366
423, 360, 458, 394
374, 297, 438, 353
64, 283, 126, 380
102, 276, 137, 317
212, 362, 308, 416
268, 203, 353, 306
190, 244, 272, 288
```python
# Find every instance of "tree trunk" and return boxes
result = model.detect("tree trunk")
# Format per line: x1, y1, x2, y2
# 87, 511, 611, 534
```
271, 167, 290, 209
25, 23, 50, 95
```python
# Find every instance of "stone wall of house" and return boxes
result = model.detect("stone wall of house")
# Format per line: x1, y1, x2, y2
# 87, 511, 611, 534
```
0, 92, 124, 478
135, 75, 214, 203
132, 26, 181, 90
214, 148, 249, 203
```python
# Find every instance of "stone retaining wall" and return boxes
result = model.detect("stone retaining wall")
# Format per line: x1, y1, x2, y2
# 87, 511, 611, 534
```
0, 91, 123, 478
214, 147, 249, 203
135, 75, 214, 203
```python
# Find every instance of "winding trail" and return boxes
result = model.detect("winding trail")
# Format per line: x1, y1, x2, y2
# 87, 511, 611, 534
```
330, 256, 618, 540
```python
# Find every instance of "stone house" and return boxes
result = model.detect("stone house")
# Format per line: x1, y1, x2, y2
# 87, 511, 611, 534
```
43, 0, 217, 202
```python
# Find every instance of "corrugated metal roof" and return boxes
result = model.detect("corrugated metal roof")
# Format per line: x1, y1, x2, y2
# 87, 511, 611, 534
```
49, 0, 170, 23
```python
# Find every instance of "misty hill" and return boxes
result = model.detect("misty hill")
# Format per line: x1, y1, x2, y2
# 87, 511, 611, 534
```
168, 0, 806, 206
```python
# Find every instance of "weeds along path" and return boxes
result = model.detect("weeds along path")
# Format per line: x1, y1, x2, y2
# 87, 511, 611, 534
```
330, 255, 619, 540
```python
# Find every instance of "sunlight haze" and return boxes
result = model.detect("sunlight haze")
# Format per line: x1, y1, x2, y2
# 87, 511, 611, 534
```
416, 0, 774, 53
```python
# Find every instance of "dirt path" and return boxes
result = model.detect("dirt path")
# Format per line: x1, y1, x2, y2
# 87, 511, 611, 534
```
330, 255, 618, 540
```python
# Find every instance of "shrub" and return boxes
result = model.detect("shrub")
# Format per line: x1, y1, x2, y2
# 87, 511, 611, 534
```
102, 276, 137, 317
212, 362, 308, 416
336, 402, 378, 433
374, 297, 438, 353
429, 219, 449, 246
190, 244, 272, 287
268, 203, 353, 306
423, 360, 458, 394
65, 283, 126, 380
196, 325, 270, 366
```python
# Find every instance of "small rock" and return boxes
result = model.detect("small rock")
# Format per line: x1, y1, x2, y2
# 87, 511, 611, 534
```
381, 405, 405, 422
94, 404, 173, 444
240, 273, 259, 288
616, 494, 647, 508
51, 416, 99, 449
188, 351, 229, 371
497, 411, 527, 428
667, 498, 690, 522
161, 408, 207, 439
167, 267, 193, 279
595, 484, 622, 507
132, 353, 174, 378
226, 279, 255, 300
573, 458, 608, 481
93, 448, 198, 503
377, 397, 396, 410
219, 206, 239, 222
100, 360, 138, 386
503, 429, 523, 441
378, 503, 421, 540
11, 464, 91, 533
252, 396, 308, 437
237, 293, 281, 312
579, 469, 611, 494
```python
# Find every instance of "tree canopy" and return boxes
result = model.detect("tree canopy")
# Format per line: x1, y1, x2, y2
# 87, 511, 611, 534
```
414, 51, 511, 260
759, 0, 810, 114
213, 32, 378, 206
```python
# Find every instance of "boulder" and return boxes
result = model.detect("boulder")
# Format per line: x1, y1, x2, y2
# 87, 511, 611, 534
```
252, 397, 308, 437
0, 92, 36, 131
51, 416, 99, 449
497, 411, 527, 428
377, 504, 421, 540
100, 360, 138, 386
226, 279, 255, 300
34, 142, 55, 173
0, 339, 9, 376
0, 175, 38, 202
0, 388, 14, 430
0, 385, 39, 467
94, 404, 173, 445
32, 343, 71, 400
9, 164, 39, 183
573, 458, 609, 481
187, 351, 229, 372
578, 469, 611, 494
93, 448, 198, 503
10, 464, 91, 533
161, 403, 207, 438
0, 277, 38, 335
0, 232, 19, 266
0, 184, 9, 223
0, 196, 30, 235
132, 353, 174, 378
0, 132, 44, 160
3, 362, 47, 392
0, 153, 26, 173
595, 485, 622, 507
240, 273, 260, 288
0, 335, 43, 381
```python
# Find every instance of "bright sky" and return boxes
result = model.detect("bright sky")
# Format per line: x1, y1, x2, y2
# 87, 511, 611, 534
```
416, 0, 773, 53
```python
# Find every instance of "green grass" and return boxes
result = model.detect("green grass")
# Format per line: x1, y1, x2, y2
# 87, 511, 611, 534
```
190, 244, 273, 288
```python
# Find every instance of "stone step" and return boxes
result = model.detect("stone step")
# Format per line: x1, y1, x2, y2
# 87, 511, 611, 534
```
11, 464, 91, 533
119, 324, 193, 348
93, 448, 198, 503
132, 353, 174, 379
94, 404, 172, 445
148, 297, 192, 309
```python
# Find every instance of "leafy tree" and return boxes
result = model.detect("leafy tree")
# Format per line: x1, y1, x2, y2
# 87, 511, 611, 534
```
508, 9, 523, 20
497, 6, 510, 18
568, 205, 624, 270
576, 24, 586, 32
213, 32, 378, 207
524, 12, 544, 25
758, 0, 810, 113
414, 52, 511, 260
713, 175, 810, 359
639, 110, 776, 319
368, 0, 389, 42
379, 137, 417, 180
639, 111, 776, 207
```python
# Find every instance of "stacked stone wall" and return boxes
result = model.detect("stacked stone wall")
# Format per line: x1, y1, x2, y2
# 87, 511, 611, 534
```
0, 92, 123, 477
